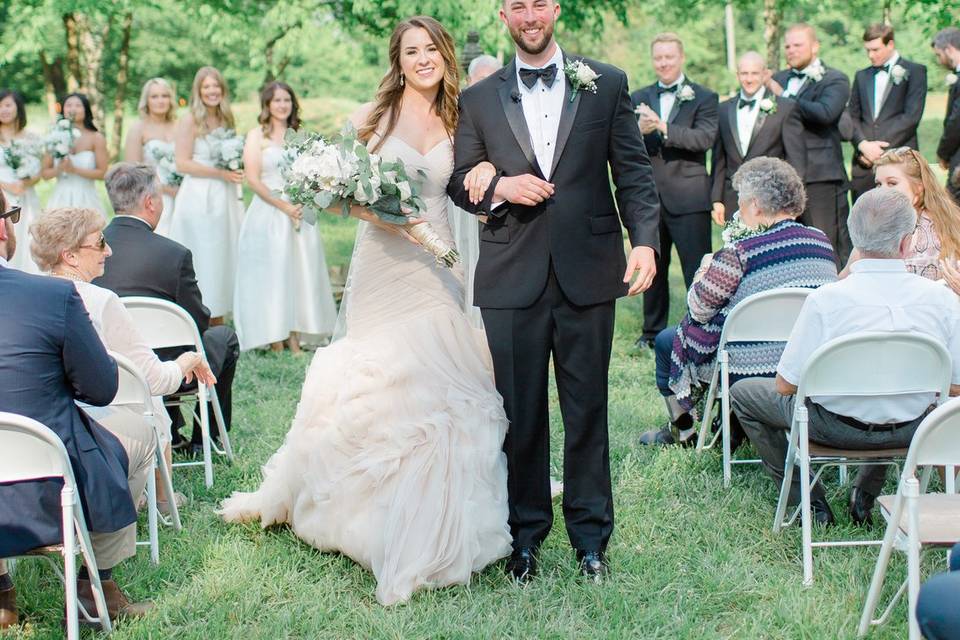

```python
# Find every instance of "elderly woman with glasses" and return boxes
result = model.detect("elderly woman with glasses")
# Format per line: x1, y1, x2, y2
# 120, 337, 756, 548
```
639, 157, 839, 446
29, 206, 215, 512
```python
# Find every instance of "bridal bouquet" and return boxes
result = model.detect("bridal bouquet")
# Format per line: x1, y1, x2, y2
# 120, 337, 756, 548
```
148, 145, 183, 187
208, 127, 245, 199
3, 139, 43, 180
721, 212, 769, 246
282, 124, 459, 267
44, 118, 81, 159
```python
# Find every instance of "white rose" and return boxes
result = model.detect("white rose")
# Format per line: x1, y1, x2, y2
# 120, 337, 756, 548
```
396, 180, 412, 201
678, 85, 695, 101
947, 73, 958, 87
891, 65, 907, 83
56, 143, 69, 156
575, 63, 599, 85
759, 98, 774, 112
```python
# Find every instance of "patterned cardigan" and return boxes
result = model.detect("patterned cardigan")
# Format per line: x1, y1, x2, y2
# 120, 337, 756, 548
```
669, 219, 838, 410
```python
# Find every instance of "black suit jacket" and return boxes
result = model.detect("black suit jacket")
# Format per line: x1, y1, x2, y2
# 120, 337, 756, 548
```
847, 57, 927, 179
94, 216, 210, 334
938, 79, 960, 175
0, 265, 133, 557
631, 79, 719, 214
710, 95, 806, 214
773, 65, 851, 184
448, 54, 660, 309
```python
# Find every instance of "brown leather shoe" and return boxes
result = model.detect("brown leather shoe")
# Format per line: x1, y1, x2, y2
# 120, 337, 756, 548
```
77, 578, 153, 624
0, 586, 17, 630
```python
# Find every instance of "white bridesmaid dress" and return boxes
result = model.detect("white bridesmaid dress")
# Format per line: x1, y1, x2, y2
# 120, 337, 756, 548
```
142, 139, 176, 237
233, 143, 338, 351
166, 135, 242, 317
46, 150, 105, 218
0, 144, 42, 273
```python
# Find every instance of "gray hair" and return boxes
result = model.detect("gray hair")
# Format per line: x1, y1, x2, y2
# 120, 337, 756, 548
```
848, 187, 917, 257
732, 157, 807, 218
468, 55, 501, 81
29, 207, 105, 272
933, 27, 960, 51
105, 162, 161, 215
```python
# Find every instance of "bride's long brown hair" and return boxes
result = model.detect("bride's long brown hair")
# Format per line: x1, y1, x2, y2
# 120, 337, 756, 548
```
359, 16, 460, 152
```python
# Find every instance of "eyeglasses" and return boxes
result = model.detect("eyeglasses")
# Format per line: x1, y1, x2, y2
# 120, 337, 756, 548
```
0, 206, 21, 224
77, 234, 107, 252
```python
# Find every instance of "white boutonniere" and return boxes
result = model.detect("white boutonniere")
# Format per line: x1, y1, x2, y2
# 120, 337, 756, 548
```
947, 73, 958, 87
564, 59, 600, 103
677, 84, 696, 102
803, 60, 825, 83
759, 97, 777, 114
890, 64, 908, 85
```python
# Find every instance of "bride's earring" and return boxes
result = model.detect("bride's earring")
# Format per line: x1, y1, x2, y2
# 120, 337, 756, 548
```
399, 73, 405, 87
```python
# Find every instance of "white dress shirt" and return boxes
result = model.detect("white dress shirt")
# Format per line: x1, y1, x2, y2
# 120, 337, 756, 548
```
873, 52, 900, 119
736, 87, 765, 156
783, 59, 821, 98
516, 46, 565, 179
778, 259, 960, 423
657, 73, 686, 121
0, 255, 7, 267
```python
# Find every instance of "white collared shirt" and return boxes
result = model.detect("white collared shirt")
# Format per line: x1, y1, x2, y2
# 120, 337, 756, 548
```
0, 255, 7, 267
778, 259, 960, 423
516, 45, 565, 179
873, 51, 900, 119
783, 59, 820, 98
657, 73, 686, 121
736, 87, 765, 156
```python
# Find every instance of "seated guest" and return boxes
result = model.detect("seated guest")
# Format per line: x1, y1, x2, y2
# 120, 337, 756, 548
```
0, 193, 152, 628
29, 206, 216, 512
640, 157, 838, 445
730, 188, 960, 525
916, 542, 960, 640
93, 163, 239, 454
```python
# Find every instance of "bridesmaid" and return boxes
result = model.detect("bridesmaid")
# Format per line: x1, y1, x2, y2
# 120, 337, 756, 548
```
0, 89, 42, 273
42, 93, 108, 216
124, 78, 179, 236
167, 67, 243, 324
234, 82, 337, 353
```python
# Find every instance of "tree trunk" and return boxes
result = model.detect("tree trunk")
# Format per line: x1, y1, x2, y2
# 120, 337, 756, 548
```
62, 13, 81, 93
110, 12, 134, 160
763, 0, 782, 71
883, 0, 893, 25
39, 52, 68, 118
75, 13, 112, 130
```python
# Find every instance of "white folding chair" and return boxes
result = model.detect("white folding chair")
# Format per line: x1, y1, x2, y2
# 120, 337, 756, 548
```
696, 287, 814, 488
120, 296, 233, 488
0, 412, 113, 638
772, 331, 952, 587
858, 397, 960, 640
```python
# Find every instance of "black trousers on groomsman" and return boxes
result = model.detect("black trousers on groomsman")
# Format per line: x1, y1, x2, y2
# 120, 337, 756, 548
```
801, 182, 851, 266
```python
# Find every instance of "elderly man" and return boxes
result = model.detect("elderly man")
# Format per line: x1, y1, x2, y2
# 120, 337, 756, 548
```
730, 188, 960, 526
0, 193, 153, 629
933, 27, 960, 203
467, 54, 501, 87
93, 163, 239, 455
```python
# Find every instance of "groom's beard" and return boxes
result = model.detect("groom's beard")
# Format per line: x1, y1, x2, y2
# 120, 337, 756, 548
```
509, 21, 555, 57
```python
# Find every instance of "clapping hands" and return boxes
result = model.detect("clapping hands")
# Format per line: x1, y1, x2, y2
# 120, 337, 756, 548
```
635, 103, 662, 135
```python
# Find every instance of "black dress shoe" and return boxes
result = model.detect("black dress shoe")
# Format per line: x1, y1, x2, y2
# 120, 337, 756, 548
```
810, 495, 836, 527
505, 547, 537, 583
633, 336, 656, 351
849, 487, 876, 526
637, 427, 676, 446
576, 550, 609, 580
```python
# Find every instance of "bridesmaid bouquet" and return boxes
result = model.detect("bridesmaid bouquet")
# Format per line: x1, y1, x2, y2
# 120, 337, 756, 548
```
282, 125, 459, 267
3, 139, 43, 180
208, 127, 245, 199
148, 145, 183, 187
44, 119, 81, 160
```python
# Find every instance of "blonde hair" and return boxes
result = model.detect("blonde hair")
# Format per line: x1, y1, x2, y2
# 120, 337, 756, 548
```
651, 32, 684, 54
189, 67, 235, 135
874, 147, 960, 261
29, 207, 105, 272
138, 78, 176, 121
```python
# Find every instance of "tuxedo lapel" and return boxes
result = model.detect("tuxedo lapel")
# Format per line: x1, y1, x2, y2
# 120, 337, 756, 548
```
862, 73, 876, 123
497, 62, 543, 178
666, 86, 684, 124
549, 55, 582, 178
877, 72, 898, 118
748, 109, 770, 155
726, 101, 743, 160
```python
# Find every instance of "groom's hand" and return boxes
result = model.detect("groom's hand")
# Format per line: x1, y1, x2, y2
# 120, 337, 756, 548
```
624, 246, 657, 295
494, 174, 555, 207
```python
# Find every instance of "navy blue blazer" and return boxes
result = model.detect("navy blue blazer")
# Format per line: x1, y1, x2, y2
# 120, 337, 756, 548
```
0, 265, 134, 557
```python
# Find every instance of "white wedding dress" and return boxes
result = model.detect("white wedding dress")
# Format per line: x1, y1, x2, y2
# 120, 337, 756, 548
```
46, 150, 105, 218
220, 135, 512, 605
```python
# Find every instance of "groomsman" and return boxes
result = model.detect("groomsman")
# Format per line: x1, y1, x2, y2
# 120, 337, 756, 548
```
711, 51, 806, 224
933, 27, 960, 203
632, 32, 718, 349
769, 23, 852, 262
847, 23, 927, 202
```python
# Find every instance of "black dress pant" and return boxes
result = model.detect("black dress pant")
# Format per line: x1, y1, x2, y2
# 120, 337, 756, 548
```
642, 205, 712, 339
481, 266, 615, 552
801, 181, 851, 265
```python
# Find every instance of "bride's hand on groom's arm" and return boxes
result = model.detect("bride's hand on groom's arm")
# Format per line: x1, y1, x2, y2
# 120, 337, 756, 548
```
464, 161, 497, 205
623, 246, 657, 296
494, 174, 555, 207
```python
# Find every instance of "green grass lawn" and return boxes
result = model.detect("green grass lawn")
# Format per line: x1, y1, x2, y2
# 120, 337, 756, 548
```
6, 97, 952, 638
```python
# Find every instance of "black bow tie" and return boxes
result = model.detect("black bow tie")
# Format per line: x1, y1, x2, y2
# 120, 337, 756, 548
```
519, 64, 558, 89
657, 83, 679, 95
871, 63, 891, 75
789, 69, 807, 80
738, 98, 757, 110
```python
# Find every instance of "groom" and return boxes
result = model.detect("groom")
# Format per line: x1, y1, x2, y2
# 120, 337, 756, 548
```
448, 0, 660, 580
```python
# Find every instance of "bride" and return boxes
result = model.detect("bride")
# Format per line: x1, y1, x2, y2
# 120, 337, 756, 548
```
220, 16, 511, 605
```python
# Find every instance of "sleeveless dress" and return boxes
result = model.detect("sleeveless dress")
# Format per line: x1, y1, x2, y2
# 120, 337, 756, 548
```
233, 142, 338, 350
46, 150, 105, 218
142, 139, 176, 237
166, 135, 242, 317
0, 142, 42, 273
220, 136, 512, 605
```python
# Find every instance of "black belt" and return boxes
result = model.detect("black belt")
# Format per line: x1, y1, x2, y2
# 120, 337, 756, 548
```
834, 414, 909, 432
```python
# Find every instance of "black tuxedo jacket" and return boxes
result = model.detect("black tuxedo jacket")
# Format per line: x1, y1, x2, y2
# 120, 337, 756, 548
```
773, 65, 850, 184
847, 57, 927, 178
710, 95, 806, 214
630, 79, 719, 214
0, 266, 132, 557
938, 78, 960, 174
94, 216, 210, 334
448, 54, 660, 309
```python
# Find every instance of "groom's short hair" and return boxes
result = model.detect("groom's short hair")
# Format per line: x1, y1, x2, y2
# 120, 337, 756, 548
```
651, 32, 684, 54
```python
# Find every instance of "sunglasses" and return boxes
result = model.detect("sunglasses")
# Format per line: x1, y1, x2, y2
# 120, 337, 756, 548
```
0, 206, 21, 224
77, 234, 108, 252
